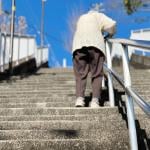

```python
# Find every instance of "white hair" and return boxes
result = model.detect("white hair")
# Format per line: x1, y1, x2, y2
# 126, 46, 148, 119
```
90, 3, 105, 12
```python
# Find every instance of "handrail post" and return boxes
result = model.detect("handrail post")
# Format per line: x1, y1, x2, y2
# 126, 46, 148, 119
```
2, 34, 6, 72
0, 31, 2, 71
106, 41, 115, 107
17, 34, 21, 65
9, 0, 16, 75
27, 37, 29, 61
121, 44, 138, 150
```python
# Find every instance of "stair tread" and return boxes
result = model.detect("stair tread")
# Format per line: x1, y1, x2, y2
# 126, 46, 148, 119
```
0, 139, 129, 150
0, 129, 128, 140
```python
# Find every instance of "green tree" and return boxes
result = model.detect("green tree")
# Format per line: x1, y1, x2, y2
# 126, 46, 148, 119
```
103, 0, 150, 23
123, 0, 150, 14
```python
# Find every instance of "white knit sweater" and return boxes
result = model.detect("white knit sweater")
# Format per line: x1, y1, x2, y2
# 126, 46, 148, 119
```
72, 11, 116, 55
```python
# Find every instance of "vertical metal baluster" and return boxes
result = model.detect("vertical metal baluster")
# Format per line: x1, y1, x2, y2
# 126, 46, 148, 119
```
121, 44, 138, 150
106, 41, 115, 107
0, 32, 2, 71
17, 34, 20, 65
3, 34, 6, 71
27, 36, 29, 61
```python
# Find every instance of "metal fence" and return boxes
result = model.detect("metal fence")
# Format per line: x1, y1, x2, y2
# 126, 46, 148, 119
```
0, 32, 48, 72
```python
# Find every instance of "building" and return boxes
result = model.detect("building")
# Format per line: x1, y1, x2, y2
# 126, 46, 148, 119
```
111, 28, 150, 59
130, 28, 150, 57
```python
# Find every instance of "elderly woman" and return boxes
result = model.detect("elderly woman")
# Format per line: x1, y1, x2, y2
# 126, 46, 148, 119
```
72, 8, 116, 108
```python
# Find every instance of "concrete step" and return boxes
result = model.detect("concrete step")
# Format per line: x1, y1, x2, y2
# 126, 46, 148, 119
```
37, 68, 73, 72
0, 88, 94, 93
136, 118, 150, 132
0, 100, 110, 107
0, 120, 126, 130
134, 113, 150, 144
0, 139, 129, 150
0, 97, 76, 103
0, 88, 93, 92
0, 80, 76, 83
0, 95, 94, 99
3, 78, 148, 83
0, 88, 76, 91
0, 90, 88, 94
135, 108, 150, 115
0, 129, 128, 140
10, 82, 76, 85
0, 99, 110, 107
0, 79, 80, 82
0, 83, 76, 86
15, 78, 75, 81
0, 95, 91, 99
0, 93, 77, 97
0, 84, 90, 88
0, 107, 118, 116
0, 114, 122, 121
0, 102, 77, 108
0, 87, 77, 90
0, 91, 77, 95
1, 82, 149, 90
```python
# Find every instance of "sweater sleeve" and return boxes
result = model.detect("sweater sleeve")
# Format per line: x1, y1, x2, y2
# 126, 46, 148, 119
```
100, 13, 116, 35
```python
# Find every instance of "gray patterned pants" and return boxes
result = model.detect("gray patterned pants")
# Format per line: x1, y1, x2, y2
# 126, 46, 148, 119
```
73, 47, 105, 98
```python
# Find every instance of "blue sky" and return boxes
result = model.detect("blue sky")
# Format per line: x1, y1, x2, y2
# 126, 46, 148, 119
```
3, 0, 150, 67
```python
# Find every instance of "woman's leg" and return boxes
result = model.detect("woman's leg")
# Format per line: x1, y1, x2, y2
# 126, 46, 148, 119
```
73, 50, 89, 98
89, 48, 105, 99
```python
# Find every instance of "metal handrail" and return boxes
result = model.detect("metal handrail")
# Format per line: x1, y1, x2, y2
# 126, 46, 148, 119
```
127, 88, 150, 116
103, 64, 150, 116
105, 38, 150, 150
108, 38, 150, 50
1, 32, 35, 39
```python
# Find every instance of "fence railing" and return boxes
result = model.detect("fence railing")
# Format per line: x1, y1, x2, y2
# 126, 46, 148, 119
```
0, 32, 48, 73
105, 38, 150, 150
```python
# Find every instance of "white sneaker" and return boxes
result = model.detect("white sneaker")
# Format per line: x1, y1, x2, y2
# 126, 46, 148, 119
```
90, 98, 100, 108
75, 97, 85, 107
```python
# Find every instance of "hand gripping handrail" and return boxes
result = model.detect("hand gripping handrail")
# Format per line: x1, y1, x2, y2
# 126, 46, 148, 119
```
105, 38, 150, 150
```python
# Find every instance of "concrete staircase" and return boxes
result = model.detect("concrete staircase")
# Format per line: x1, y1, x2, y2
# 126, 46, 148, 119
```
130, 68, 150, 150
113, 67, 150, 150
0, 67, 149, 149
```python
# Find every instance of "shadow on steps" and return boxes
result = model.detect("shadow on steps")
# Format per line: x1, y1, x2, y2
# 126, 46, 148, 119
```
115, 89, 150, 150
136, 120, 150, 150
0, 59, 48, 83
